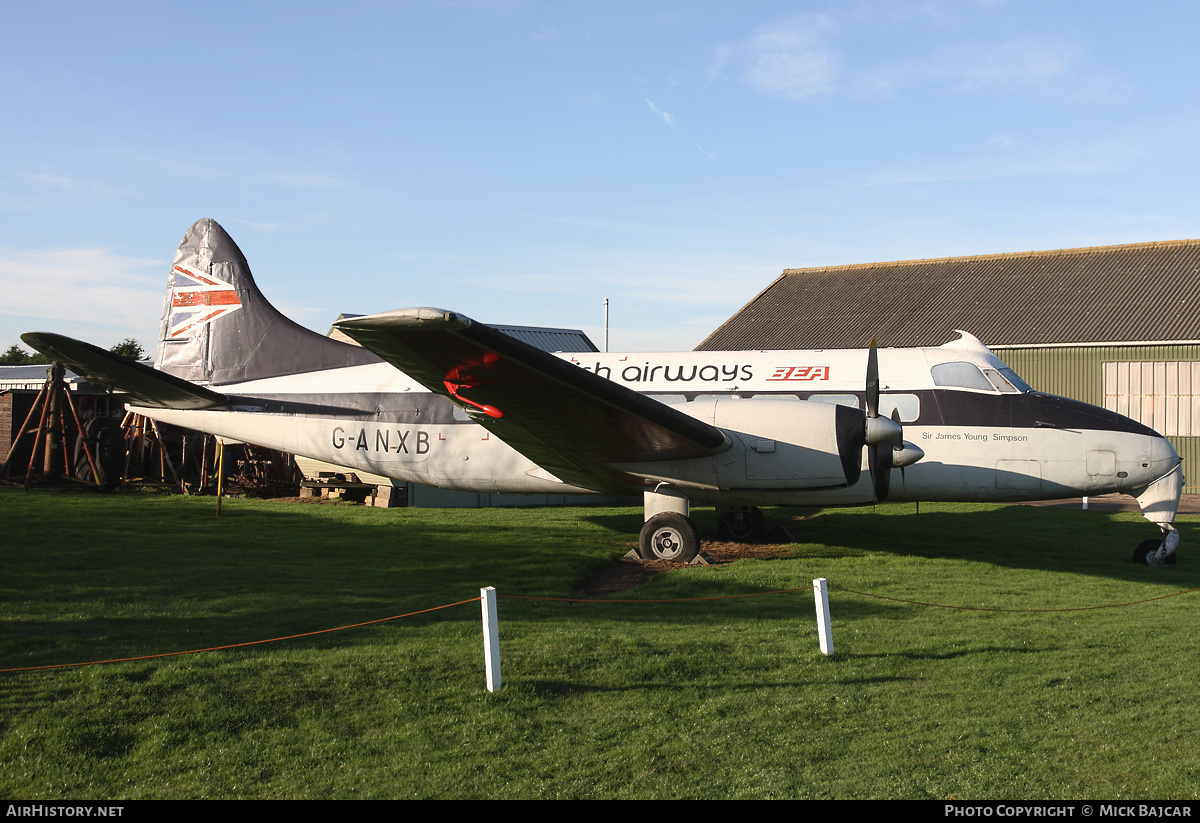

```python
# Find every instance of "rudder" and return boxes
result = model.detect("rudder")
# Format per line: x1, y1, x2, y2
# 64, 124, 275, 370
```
156, 219, 378, 386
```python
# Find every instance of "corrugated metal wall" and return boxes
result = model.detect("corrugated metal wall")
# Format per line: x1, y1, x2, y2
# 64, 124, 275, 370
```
992, 344, 1200, 492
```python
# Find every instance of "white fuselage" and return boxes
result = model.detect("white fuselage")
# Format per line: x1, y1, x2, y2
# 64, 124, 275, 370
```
134, 341, 1182, 512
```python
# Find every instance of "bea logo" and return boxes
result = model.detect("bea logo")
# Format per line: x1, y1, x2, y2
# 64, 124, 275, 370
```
766, 366, 830, 381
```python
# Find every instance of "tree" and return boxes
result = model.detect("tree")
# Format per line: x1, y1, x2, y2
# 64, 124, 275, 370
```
0, 345, 50, 365
1, 344, 31, 363
110, 338, 146, 361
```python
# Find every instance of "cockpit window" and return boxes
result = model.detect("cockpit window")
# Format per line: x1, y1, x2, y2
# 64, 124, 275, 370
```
981, 368, 1020, 393
932, 361, 1030, 393
997, 367, 1032, 393
931, 362, 995, 392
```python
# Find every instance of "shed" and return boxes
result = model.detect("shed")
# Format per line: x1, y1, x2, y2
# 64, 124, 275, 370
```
0, 365, 115, 472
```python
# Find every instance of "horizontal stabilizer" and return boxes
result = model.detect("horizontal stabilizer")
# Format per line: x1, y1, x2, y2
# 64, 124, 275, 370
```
21, 332, 227, 410
336, 309, 729, 492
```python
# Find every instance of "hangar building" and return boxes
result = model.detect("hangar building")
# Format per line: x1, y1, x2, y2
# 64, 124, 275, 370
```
697, 239, 1200, 492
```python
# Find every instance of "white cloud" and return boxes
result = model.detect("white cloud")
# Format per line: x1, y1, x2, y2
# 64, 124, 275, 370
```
0, 247, 164, 349
433, 0, 528, 12
269, 172, 353, 190
862, 138, 1120, 187
230, 213, 334, 234
20, 173, 86, 192
644, 99, 714, 159
715, 14, 839, 100
719, 12, 1123, 105
862, 114, 1200, 188
854, 38, 1126, 102
955, 40, 1076, 90
745, 51, 838, 99
984, 134, 1016, 149
9, 172, 135, 205
646, 99, 675, 127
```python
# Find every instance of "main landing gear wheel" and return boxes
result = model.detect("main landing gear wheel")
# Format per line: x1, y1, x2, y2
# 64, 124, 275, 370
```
638, 513, 700, 563
717, 507, 766, 542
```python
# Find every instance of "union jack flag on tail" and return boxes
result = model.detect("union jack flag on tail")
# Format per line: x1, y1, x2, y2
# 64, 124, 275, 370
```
167, 263, 242, 338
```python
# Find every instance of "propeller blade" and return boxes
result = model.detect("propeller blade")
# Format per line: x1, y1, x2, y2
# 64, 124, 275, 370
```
863, 349, 924, 500
891, 406, 905, 491
864, 339, 891, 502
871, 442, 893, 502
866, 339, 879, 419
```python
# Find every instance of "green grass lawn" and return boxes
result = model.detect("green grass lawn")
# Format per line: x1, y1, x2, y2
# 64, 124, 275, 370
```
2, 487, 1198, 799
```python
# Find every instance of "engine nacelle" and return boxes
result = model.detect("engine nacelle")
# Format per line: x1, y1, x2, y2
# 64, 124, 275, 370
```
611, 397, 864, 491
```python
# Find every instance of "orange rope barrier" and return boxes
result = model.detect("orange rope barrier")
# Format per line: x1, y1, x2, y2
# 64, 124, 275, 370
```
0, 597, 481, 674
8, 582, 1198, 675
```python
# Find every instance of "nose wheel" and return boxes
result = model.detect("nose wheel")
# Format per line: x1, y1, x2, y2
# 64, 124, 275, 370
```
1133, 526, 1179, 566
638, 512, 700, 562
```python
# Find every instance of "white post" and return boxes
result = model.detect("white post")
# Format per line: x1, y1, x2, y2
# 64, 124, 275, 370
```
813, 578, 834, 656
481, 586, 501, 692
1082, 496, 1089, 510
604, 297, 610, 353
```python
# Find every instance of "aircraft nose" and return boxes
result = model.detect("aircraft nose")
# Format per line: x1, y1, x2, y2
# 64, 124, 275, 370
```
1122, 432, 1182, 494
1099, 428, 1179, 496
1147, 433, 1182, 476
1132, 434, 1183, 527
1123, 431, 1180, 484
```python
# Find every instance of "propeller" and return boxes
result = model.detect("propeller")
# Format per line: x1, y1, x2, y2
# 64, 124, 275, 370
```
863, 340, 923, 502
891, 406, 924, 471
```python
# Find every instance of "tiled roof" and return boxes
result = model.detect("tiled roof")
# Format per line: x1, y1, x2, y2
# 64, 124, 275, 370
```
490, 325, 599, 353
696, 239, 1200, 351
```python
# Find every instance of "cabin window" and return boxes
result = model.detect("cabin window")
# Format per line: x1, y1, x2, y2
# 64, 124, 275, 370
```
931, 362, 995, 392
808, 394, 860, 409
879, 394, 920, 422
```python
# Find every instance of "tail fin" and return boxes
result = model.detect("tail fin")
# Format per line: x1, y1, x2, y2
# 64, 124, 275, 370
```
156, 219, 378, 386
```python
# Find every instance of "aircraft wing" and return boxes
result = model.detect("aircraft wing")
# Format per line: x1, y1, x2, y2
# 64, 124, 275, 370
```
336, 309, 730, 492
21, 332, 228, 410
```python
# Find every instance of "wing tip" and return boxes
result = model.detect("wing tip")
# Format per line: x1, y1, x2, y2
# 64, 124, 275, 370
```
20, 331, 227, 410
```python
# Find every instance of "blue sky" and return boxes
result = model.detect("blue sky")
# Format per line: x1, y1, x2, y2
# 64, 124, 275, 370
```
4, 1, 1200, 354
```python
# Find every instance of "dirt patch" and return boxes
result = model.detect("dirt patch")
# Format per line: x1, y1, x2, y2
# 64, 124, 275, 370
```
575, 540, 797, 597
575, 554, 663, 596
